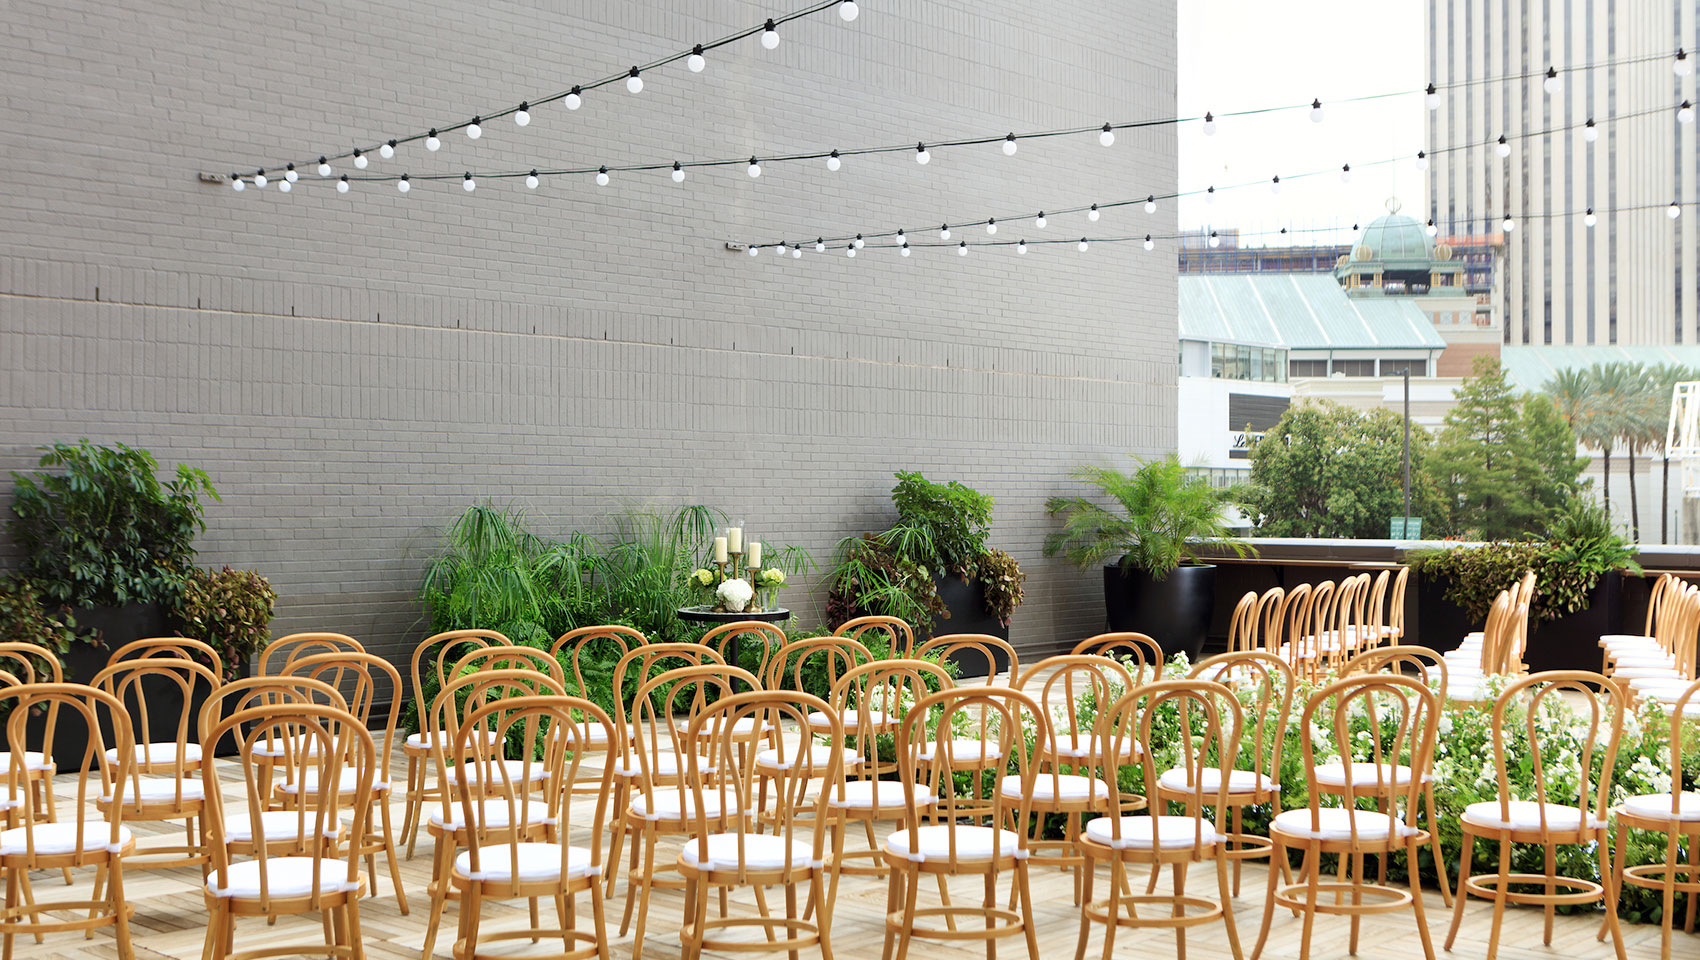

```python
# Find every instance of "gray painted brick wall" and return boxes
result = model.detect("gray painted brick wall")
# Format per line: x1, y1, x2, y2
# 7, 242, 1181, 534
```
0, 0, 1178, 665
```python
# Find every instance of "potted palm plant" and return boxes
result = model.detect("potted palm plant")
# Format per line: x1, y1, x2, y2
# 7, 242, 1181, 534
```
1044, 454, 1249, 659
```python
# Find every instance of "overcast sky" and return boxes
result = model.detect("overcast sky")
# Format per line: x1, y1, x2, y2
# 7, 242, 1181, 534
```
1177, 0, 1426, 246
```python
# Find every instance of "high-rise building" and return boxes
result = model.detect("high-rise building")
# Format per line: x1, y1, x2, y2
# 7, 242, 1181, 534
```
1425, 1, 1696, 346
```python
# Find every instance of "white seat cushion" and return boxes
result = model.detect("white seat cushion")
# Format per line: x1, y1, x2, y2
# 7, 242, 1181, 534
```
276, 767, 389, 796
225, 810, 341, 843
629, 787, 744, 820
1158, 767, 1275, 795
549, 721, 613, 747
1611, 667, 1684, 680
0, 751, 53, 773
614, 751, 715, 778
404, 729, 502, 750
441, 759, 546, 786
680, 833, 819, 871
1623, 793, 1700, 822
1600, 634, 1657, 647
809, 708, 891, 729
827, 780, 936, 810
429, 797, 553, 831
885, 825, 1022, 862
1611, 655, 1677, 668
247, 734, 326, 759
1461, 801, 1605, 832
1001, 774, 1110, 802
754, 744, 860, 772
106, 742, 202, 766
104, 777, 205, 804
1311, 762, 1424, 788
453, 843, 592, 882
676, 716, 772, 737
1041, 734, 1140, 761
208, 857, 362, 898
1084, 815, 1219, 850
913, 739, 1004, 764
0, 820, 132, 856
1271, 808, 1416, 841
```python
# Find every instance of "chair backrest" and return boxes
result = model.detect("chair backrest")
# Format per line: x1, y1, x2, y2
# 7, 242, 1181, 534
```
763, 634, 873, 692
0, 683, 132, 867
258, 633, 364, 675
450, 644, 566, 686
453, 694, 615, 885
197, 675, 349, 750
1476, 589, 1513, 673
1642, 573, 1674, 637
830, 659, 953, 794
896, 686, 1044, 856
608, 642, 726, 747
105, 636, 225, 682
1070, 633, 1165, 684
549, 625, 647, 701
1012, 654, 1134, 758
1095, 679, 1242, 857
0, 643, 62, 753
1226, 591, 1259, 653
283, 652, 403, 774
1189, 650, 1294, 786
1659, 679, 1700, 818
629, 664, 756, 803
92, 650, 221, 785
1295, 673, 1439, 844
1486, 671, 1623, 837
409, 629, 510, 738
832, 615, 915, 658
683, 691, 839, 879
1256, 587, 1287, 649
915, 633, 1018, 685
1670, 584, 1700, 678
1387, 566, 1411, 638
700, 620, 788, 687
204, 704, 374, 907
1341, 644, 1449, 702
1363, 570, 1391, 648
1277, 582, 1315, 654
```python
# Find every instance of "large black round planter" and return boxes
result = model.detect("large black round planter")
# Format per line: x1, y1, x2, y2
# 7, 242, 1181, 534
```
1103, 563, 1216, 661
929, 574, 1012, 677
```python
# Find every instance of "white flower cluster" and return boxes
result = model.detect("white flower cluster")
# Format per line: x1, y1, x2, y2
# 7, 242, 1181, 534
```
715, 577, 754, 611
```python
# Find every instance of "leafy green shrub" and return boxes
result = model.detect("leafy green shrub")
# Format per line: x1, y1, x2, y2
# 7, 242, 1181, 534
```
1044, 453, 1250, 579
0, 576, 78, 656
890, 471, 993, 573
7, 440, 217, 610
172, 567, 276, 681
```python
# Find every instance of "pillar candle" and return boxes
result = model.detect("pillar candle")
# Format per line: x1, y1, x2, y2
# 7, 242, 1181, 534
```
727, 527, 743, 553
748, 542, 762, 568
713, 537, 728, 563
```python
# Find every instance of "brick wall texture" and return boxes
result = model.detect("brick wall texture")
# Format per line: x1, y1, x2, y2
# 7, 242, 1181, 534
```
0, 0, 1179, 665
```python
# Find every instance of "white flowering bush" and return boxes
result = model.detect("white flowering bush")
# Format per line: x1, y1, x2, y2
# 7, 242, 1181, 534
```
714, 577, 753, 613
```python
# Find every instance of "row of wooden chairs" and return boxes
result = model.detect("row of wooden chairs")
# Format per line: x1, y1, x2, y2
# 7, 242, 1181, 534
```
1227, 567, 1409, 678
1601, 573, 1700, 700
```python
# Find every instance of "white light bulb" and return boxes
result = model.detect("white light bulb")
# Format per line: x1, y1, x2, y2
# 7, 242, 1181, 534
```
900, 243, 911, 256
1143, 235, 1154, 251
380, 140, 396, 159
1677, 49, 1693, 77
1426, 219, 1438, 237
426, 131, 441, 151
278, 179, 291, 193
1202, 112, 1216, 136
839, 0, 859, 22
595, 166, 609, 186
1077, 238, 1089, 252
1035, 212, 1047, 228
1099, 123, 1115, 146
1144, 196, 1156, 214
1425, 83, 1441, 110
514, 107, 530, 127
1584, 120, 1598, 142
1270, 176, 1281, 194
854, 234, 865, 249
761, 20, 779, 49
792, 245, 801, 258
1208, 231, 1220, 248
398, 175, 410, 193
353, 151, 368, 170
939, 225, 951, 240
1017, 240, 1027, 254
957, 242, 968, 256
1502, 215, 1516, 232
466, 119, 482, 139
1088, 204, 1100, 222
1670, 201, 1683, 220
317, 158, 331, 177
826, 151, 841, 171
1310, 99, 1324, 123
688, 46, 705, 72
463, 173, 476, 191
1415, 150, 1428, 171
1680, 101, 1695, 124
986, 219, 998, 235
626, 68, 643, 93
815, 239, 826, 252
253, 171, 267, 188
750, 245, 760, 257
1584, 208, 1596, 227
915, 143, 930, 164
747, 158, 762, 178
1340, 164, 1352, 183
525, 170, 539, 189
671, 162, 685, 183
231, 177, 244, 191
284, 165, 298, 182
1543, 68, 1561, 94
1003, 134, 1017, 155
1496, 136, 1511, 157
336, 175, 349, 193
846, 245, 856, 258
565, 88, 582, 110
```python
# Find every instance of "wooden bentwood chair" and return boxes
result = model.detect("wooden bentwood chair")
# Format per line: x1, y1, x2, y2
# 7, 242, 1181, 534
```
401, 629, 511, 859
1608, 676, 1700, 960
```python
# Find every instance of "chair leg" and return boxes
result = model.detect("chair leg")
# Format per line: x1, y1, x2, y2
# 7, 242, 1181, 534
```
681, 874, 701, 960
1216, 853, 1243, 960
881, 858, 903, 960
604, 787, 628, 898
346, 894, 366, 960
421, 837, 455, 960
1596, 830, 1629, 960
629, 827, 657, 960
374, 795, 409, 914
1297, 843, 1320, 960
1444, 826, 1474, 950
108, 858, 135, 960
590, 879, 611, 960
1173, 860, 1189, 960
1484, 835, 1511, 960
1099, 860, 1122, 960
894, 864, 920, 960
814, 869, 836, 960
1425, 785, 1452, 906
1598, 826, 1626, 943
1075, 856, 1095, 960
1251, 840, 1283, 960
461, 883, 484, 960
1406, 838, 1437, 960
1017, 860, 1041, 960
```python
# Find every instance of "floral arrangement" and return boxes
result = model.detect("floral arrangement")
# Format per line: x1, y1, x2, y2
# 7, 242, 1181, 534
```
689, 567, 725, 603
715, 577, 754, 613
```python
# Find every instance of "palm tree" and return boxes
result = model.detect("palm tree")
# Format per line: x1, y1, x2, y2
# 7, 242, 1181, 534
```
1570, 364, 1627, 526
1609, 364, 1660, 541
1648, 364, 1700, 543
1542, 367, 1593, 430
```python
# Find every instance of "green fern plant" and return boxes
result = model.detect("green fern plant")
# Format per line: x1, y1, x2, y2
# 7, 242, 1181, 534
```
1043, 454, 1251, 579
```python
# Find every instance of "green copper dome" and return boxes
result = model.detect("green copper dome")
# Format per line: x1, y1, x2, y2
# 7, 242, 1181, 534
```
1353, 213, 1433, 262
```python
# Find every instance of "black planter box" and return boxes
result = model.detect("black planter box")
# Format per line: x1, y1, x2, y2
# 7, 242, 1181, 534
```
928, 573, 1011, 677
1104, 563, 1217, 661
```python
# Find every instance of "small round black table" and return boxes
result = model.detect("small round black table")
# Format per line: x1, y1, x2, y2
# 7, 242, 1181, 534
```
676, 606, 792, 689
